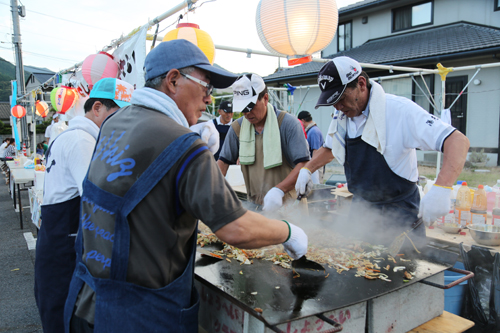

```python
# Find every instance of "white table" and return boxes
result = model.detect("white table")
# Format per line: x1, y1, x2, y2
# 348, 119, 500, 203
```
5, 160, 24, 196
10, 168, 35, 229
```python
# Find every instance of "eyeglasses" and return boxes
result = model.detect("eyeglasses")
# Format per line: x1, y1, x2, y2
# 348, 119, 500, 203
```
180, 73, 213, 97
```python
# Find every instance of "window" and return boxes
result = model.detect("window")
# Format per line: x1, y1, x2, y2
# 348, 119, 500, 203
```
495, 0, 500, 11
337, 22, 352, 52
393, 1, 433, 32
412, 75, 435, 114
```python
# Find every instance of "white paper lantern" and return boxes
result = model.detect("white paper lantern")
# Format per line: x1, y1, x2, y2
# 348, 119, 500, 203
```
256, 0, 338, 64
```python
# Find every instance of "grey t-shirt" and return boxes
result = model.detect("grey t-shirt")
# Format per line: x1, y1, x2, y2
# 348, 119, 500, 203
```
219, 109, 310, 167
74, 105, 246, 323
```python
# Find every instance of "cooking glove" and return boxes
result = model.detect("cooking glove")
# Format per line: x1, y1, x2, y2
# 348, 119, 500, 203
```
418, 184, 451, 226
262, 187, 284, 212
190, 121, 220, 155
295, 167, 313, 197
282, 221, 308, 260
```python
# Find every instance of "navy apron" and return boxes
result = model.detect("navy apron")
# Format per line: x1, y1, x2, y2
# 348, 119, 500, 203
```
344, 135, 425, 249
64, 132, 201, 333
35, 128, 81, 333
213, 118, 229, 160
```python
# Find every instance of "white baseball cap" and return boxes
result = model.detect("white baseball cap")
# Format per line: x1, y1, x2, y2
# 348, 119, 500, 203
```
231, 74, 266, 112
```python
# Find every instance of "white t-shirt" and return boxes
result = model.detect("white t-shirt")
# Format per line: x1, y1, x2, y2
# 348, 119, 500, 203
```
0, 142, 8, 157
42, 116, 99, 205
324, 93, 455, 182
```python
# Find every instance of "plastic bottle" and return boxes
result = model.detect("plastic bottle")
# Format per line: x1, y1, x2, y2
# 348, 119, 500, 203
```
493, 193, 500, 225
493, 179, 500, 192
471, 185, 487, 225
455, 182, 472, 227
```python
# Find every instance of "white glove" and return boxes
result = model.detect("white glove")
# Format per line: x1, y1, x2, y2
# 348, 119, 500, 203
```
295, 168, 313, 197
262, 187, 284, 212
190, 121, 220, 155
282, 221, 308, 260
418, 185, 451, 226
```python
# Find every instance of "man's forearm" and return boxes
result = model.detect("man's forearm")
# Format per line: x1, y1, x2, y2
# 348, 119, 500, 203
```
275, 161, 307, 193
436, 131, 470, 187
215, 211, 289, 249
304, 147, 334, 173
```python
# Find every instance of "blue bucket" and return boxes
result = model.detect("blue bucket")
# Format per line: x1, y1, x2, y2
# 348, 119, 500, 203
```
444, 262, 467, 315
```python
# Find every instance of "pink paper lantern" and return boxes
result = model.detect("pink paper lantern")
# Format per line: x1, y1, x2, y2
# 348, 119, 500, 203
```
11, 105, 26, 118
82, 52, 119, 88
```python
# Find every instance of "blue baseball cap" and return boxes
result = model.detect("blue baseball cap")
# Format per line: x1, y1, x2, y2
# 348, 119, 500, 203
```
144, 39, 238, 89
89, 78, 134, 108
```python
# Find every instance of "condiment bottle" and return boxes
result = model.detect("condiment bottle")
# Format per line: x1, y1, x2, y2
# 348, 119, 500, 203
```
471, 185, 487, 225
492, 193, 500, 225
455, 182, 472, 227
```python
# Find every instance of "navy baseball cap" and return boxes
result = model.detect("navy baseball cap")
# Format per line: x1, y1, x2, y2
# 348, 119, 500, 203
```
144, 39, 238, 89
219, 100, 233, 113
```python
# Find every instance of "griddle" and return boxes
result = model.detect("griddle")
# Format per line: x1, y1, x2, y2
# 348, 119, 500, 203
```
195, 243, 470, 328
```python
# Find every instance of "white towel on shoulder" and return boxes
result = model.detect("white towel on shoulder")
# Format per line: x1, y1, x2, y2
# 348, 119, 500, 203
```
327, 80, 387, 165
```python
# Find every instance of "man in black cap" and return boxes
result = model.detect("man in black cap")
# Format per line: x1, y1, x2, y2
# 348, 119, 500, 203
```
65, 39, 308, 333
295, 56, 469, 248
213, 100, 233, 160
297, 110, 324, 183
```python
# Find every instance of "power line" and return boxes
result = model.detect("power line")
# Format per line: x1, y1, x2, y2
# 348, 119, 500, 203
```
0, 1, 120, 34
0, 45, 80, 63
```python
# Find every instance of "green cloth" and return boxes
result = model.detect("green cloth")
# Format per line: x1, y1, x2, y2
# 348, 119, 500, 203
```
43, 143, 48, 154
239, 103, 282, 169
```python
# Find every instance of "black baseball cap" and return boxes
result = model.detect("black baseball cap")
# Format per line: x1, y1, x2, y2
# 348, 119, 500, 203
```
315, 56, 362, 109
219, 101, 233, 113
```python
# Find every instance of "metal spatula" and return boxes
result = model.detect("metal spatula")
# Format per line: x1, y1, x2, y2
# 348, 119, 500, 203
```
388, 218, 424, 257
292, 256, 325, 271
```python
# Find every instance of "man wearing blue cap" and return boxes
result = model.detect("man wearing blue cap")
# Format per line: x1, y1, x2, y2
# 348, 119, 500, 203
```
34, 77, 133, 333
65, 39, 308, 333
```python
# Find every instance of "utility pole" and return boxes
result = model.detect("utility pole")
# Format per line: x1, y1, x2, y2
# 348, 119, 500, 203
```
11, 0, 28, 148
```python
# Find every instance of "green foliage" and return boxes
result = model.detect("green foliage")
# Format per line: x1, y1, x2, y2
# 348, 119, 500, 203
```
0, 121, 12, 135
469, 149, 489, 164
0, 57, 30, 102
36, 119, 52, 134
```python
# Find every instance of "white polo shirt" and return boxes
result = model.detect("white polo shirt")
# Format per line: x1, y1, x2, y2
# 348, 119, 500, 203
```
324, 93, 455, 182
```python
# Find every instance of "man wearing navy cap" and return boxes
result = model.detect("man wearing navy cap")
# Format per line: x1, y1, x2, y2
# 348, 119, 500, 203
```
65, 40, 308, 333
295, 56, 469, 248
35, 77, 133, 333
213, 100, 233, 160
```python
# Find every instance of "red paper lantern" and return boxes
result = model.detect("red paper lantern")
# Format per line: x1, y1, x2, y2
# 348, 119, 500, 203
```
35, 101, 50, 118
54, 86, 78, 114
11, 105, 26, 118
82, 52, 119, 88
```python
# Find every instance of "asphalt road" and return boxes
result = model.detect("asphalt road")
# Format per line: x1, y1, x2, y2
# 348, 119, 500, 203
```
0, 174, 42, 332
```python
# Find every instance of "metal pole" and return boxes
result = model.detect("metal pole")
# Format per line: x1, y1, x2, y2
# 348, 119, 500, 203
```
436, 80, 445, 177
11, 0, 28, 146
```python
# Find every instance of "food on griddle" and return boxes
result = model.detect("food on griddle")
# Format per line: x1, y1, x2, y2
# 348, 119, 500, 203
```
254, 307, 263, 313
197, 224, 416, 282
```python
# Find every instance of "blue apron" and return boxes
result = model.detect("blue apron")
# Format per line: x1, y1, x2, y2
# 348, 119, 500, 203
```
35, 196, 80, 333
213, 118, 229, 160
64, 132, 201, 333
344, 135, 425, 248
35, 128, 81, 333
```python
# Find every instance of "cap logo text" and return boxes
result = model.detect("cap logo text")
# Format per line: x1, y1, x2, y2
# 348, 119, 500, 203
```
234, 90, 250, 96
326, 91, 340, 103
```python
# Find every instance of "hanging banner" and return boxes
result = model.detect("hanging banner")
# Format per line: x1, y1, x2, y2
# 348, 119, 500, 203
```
10, 81, 21, 150
113, 26, 147, 89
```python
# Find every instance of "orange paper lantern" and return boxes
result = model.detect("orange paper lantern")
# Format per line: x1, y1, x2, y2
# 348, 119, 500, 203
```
11, 105, 26, 118
35, 101, 50, 118
53, 86, 78, 114
163, 23, 215, 64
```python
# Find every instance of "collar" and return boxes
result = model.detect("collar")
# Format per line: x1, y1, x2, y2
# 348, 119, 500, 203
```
216, 115, 232, 125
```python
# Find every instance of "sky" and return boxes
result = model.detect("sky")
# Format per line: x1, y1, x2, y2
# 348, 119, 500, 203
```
0, 0, 360, 77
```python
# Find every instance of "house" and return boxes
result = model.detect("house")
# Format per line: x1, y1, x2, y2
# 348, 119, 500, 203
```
24, 65, 55, 102
263, 0, 500, 166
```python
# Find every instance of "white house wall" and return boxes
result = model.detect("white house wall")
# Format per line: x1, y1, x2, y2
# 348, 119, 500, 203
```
324, 0, 500, 57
